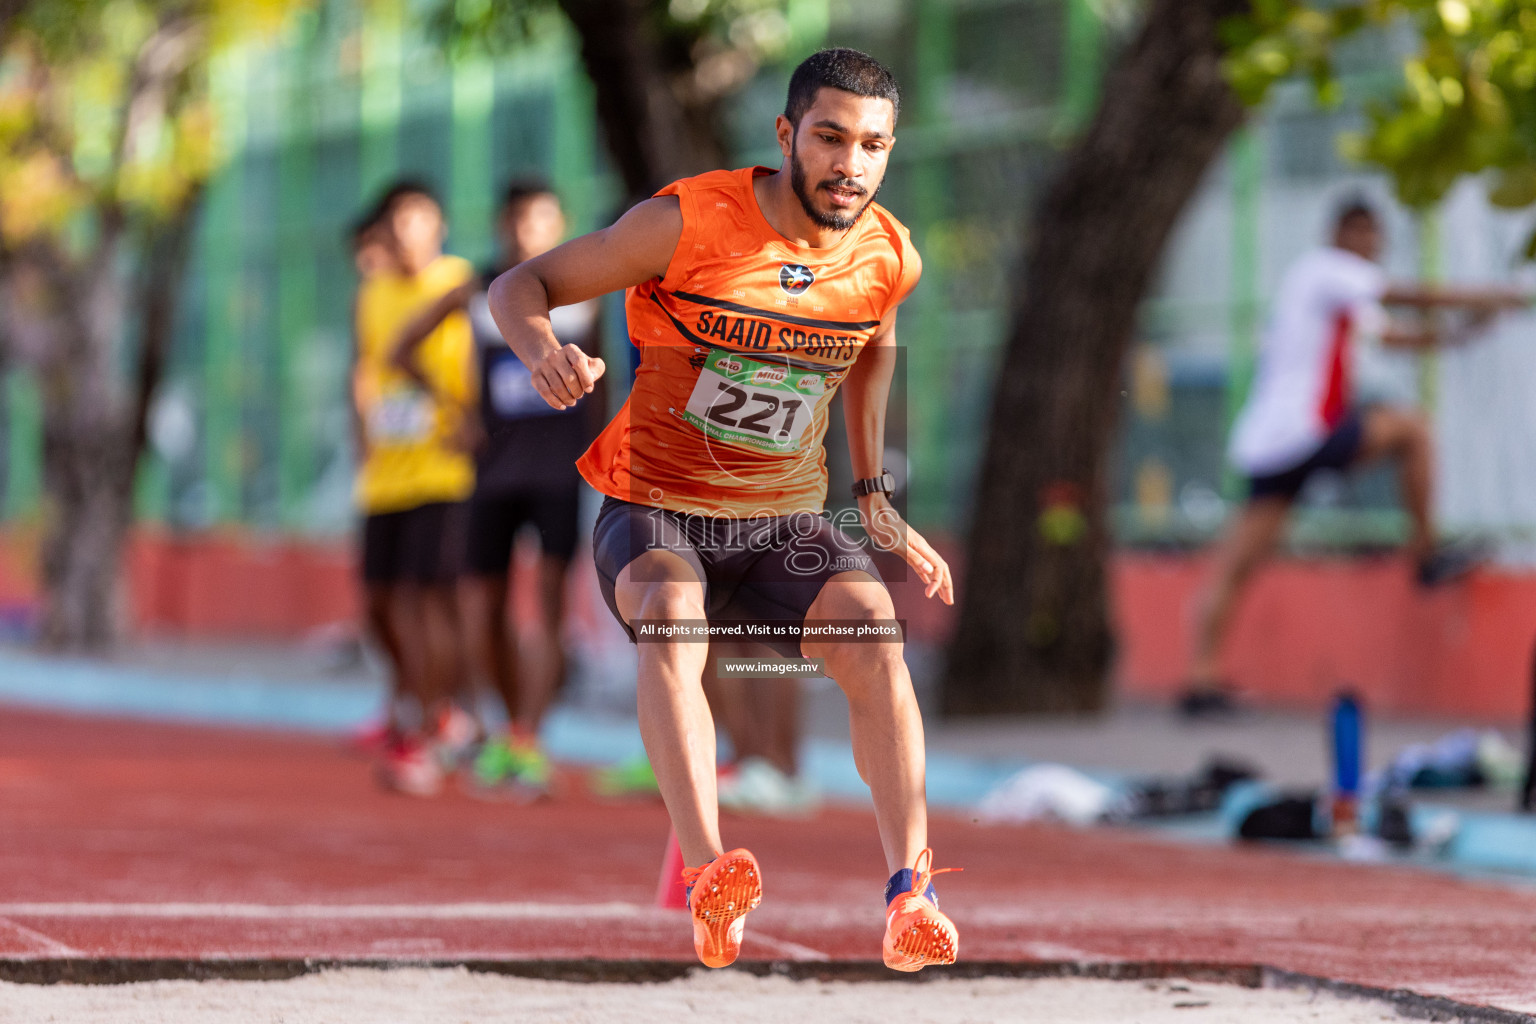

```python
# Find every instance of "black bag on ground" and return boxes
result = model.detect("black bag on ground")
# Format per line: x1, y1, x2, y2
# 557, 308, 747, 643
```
1238, 794, 1320, 841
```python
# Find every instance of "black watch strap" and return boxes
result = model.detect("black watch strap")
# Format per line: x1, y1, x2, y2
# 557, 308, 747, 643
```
852, 469, 895, 499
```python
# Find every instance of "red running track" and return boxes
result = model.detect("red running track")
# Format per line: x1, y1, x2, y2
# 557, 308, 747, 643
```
1, 707, 1534, 1013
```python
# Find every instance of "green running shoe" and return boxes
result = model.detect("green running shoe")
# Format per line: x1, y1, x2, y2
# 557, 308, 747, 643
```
591, 754, 661, 797
473, 737, 551, 793
472, 737, 517, 787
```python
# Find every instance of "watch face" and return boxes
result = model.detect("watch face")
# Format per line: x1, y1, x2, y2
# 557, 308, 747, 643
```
854, 471, 896, 498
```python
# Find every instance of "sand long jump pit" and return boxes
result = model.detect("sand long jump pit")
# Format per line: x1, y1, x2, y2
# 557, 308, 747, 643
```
0, 963, 1521, 1024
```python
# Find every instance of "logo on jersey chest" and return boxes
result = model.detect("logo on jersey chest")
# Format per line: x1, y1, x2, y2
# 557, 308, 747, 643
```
779, 264, 815, 295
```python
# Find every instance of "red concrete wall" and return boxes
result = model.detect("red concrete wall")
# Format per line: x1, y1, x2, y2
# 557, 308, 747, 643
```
1113, 553, 1536, 720
0, 530, 360, 638
0, 529, 1529, 719
126, 532, 359, 637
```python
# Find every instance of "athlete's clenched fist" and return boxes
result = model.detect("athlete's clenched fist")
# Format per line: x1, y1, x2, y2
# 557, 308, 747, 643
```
533, 343, 606, 409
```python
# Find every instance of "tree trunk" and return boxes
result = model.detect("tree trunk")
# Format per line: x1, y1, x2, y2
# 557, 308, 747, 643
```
30, 247, 135, 651
15, 198, 199, 652
557, 0, 728, 203
0, 0, 25, 46
942, 0, 1249, 715
37, 395, 136, 650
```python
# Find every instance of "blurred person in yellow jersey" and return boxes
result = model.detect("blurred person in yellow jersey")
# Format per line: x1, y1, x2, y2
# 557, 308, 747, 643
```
487, 49, 958, 972
395, 182, 604, 800
352, 181, 478, 796
346, 210, 408, 753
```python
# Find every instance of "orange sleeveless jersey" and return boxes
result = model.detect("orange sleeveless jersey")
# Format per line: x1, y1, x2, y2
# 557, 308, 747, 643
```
576, 166, 920, 518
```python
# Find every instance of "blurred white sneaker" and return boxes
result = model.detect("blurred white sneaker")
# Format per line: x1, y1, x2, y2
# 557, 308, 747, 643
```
718, 757, 820, 817
432, 705, 483, 770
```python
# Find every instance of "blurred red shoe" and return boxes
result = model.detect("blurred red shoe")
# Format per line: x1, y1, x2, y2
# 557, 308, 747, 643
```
346, 719, 397, 758
376, 737, 443, 797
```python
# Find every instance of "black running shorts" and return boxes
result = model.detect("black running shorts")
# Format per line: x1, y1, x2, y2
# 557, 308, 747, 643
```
465, 485, 581, 573
361, 501, 468, 586
1247, 409, 1366, 502
591, 496, 881, 659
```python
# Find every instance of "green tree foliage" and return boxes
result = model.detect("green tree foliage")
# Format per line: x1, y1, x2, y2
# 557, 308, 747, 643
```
1225, 0, 1536, 248
0, 0, 307, 250
432, 0, 798, 78
427, 0, 805, 200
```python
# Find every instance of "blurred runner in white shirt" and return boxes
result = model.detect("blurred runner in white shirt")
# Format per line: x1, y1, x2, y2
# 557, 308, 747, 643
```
1182, 200, 1528, 718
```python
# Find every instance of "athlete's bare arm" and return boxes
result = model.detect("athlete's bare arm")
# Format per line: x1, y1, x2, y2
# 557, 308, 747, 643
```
1382, 283, 1529, 311
1372, 283, 1528, 350
349, 298, 369, 461
1377, 323, 1441, 351
842, 276, 954, 605
487, 196, 683, 411
390, 280, 476, 393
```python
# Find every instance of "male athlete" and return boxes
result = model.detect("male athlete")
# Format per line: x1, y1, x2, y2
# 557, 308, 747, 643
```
488, 49, 958, 971
353, 182, 478, 792
396, 181, 603, 796
1183, 200, 1526, 716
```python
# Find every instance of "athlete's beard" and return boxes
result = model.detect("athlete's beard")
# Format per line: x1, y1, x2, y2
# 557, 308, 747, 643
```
790, 138, 879, 232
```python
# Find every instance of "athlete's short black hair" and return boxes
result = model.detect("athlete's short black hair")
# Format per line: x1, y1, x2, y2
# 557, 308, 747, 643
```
374, 179, 442, 219
350, 180, 439, 250
1334, 196, 1379, 230
784, 48, 901, 128
501, 178, 556, 213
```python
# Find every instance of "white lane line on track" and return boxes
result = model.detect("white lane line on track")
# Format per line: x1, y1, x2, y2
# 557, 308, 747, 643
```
0, 903, 646, 920
1019, 942, 1103, 961
749, 931, 830, 962
0, 916, 83, 955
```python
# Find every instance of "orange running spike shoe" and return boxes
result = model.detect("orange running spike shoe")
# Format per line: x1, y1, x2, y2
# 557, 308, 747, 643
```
681, 848, 763, 968
882, 847, 960, 972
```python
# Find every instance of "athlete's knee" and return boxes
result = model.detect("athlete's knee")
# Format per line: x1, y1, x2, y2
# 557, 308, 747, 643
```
1402, 413, 1432, 454
630, 580, 706, 624
1225, 543, 1273, 586
1367, 406, 1428, 457
821, 637, 905, 687
808, 574, 895, 623
805, 577, 901, 676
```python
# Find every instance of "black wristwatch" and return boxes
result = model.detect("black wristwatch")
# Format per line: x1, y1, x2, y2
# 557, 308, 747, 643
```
852, 469, 896, 499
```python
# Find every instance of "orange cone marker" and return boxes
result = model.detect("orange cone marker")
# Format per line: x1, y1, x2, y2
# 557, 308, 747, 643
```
654, 830, 688, 909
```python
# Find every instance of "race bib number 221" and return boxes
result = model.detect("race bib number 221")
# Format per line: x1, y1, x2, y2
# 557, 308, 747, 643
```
682, 349, 825, 453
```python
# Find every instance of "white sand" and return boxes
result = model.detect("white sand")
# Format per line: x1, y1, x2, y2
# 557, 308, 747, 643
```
0, 968, 1412, 1023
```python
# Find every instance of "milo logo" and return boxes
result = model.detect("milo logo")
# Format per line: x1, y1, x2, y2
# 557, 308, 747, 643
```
797, 375, 825, 395
716, 357, 743, 375
752, 366, 788, 385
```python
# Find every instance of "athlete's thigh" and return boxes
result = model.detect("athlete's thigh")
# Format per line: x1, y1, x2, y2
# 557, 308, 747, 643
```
592, 497, 709, 636
724, 512, 883, 657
